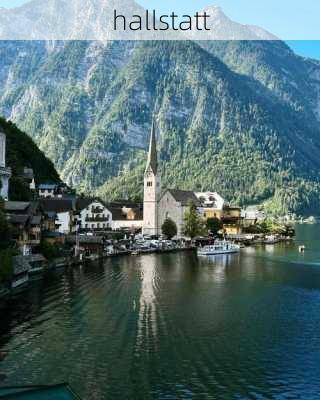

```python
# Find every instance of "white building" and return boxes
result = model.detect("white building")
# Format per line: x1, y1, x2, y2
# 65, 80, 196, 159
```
38, 184, 58, 198
195, 192, 225, 210
0, 131, 11, 200
110, 206, 143, 231
143, 121, 161, 236
40, 198, 75, 234
77, 198, 112, 231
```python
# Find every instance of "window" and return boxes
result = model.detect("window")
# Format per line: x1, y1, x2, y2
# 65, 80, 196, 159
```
147, 181, 152, 187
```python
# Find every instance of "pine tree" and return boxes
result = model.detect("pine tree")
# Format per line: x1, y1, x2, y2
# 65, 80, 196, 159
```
183, 202, 206, 239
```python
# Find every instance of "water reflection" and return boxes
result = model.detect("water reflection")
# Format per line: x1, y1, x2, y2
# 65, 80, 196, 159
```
1, 226, 320, 399
136, 256, 159, 351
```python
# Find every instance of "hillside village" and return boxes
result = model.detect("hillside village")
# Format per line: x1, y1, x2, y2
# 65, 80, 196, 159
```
0, 123, 295, 299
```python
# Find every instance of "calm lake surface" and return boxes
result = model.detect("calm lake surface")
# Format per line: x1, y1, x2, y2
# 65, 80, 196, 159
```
1, 225, 320, 399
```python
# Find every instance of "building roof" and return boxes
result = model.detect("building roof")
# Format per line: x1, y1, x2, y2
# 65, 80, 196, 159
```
76, 197, 108, 211
4, 201, 30, 212
40, 199, 74, 213
38, 183, 57, 190
7, 214, 29, 225
31, 215, 42, 225
167, 189, 200, 206
145, 120, 158, 175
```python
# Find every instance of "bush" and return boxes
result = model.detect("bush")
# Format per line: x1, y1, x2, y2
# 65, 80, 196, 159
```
162, 218, 178, 239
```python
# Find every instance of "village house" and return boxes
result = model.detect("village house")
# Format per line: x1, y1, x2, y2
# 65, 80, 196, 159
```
38, 183, 58, 198
76, 198, 112, 231
5, 201, 42, 254
0, 130, 11, 200
40, 198, 75, 234
109, 204, 143, 231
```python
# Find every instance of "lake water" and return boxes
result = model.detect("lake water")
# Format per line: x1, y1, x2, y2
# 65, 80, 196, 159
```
1, 225, 320, 399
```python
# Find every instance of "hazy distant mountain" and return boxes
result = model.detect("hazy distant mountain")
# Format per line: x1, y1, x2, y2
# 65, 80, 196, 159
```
1, 2, 320, 215
0, 0, 276, 40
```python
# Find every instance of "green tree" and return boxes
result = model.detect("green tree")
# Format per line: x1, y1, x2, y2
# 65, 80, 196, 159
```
162, 217, 178, 239
206, 217, 223, 235
183, 202, 206, 239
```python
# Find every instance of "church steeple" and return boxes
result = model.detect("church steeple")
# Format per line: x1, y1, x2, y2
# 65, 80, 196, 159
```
145, 120, 158, 175
143, 119, 161, 236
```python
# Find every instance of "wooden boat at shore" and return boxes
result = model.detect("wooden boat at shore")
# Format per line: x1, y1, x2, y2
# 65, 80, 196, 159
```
0, 383, 82, 399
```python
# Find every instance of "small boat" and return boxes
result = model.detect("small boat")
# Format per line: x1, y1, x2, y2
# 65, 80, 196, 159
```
197, 241, 240, 256
0, 383, 82, 399
264, 235, 280, 244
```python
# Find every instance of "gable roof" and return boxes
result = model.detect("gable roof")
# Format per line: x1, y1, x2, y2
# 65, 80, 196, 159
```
38, 183, 57, 190
4, 201, 30, 212
167, 189, 200, 206
40, 199, 74, 213
76, 197, 108, 212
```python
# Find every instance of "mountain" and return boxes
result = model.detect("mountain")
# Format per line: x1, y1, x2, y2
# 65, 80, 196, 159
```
0, 0, 275, 40
0, 117, 60, 200
0, 3, 320, 215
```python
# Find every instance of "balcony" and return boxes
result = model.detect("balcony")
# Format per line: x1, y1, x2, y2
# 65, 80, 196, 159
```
85, 216, 109, 222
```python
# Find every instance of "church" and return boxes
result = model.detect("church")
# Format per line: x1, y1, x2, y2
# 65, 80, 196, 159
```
0, 130, 11, 200
142, 122, 200, 237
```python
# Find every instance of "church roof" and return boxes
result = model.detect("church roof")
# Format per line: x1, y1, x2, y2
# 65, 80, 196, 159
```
167, 189, 200, 206
145, 120, 158, 175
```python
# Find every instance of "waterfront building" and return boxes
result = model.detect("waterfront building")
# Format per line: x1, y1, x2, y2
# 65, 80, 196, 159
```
143, 121, 161, 236
40, 198, 75, 234
76, 198, 112, 231
158, 189, 201, 237
5, 201, 42, 254
0, 130, 11, 200
109, 205, 143, 231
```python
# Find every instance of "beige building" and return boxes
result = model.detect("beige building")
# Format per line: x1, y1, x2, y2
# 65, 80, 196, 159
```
158, 189, 200, 237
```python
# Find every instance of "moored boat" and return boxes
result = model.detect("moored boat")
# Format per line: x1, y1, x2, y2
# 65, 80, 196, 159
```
197, 241, 240, 256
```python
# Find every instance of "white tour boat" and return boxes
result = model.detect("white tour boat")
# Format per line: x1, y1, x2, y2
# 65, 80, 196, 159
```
197, 241, 240, 256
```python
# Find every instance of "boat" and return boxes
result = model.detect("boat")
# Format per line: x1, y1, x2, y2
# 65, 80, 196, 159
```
264, 235, 280, 244
0, 383, 82, 399
197, 241, 240, 256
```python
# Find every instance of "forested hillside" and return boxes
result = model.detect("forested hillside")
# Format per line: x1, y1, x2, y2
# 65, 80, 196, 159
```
0, 117, 60, 200
0, 39, 320, 215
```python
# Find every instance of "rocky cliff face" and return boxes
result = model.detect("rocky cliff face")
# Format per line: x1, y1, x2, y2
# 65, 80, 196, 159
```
1, 5, 320, 214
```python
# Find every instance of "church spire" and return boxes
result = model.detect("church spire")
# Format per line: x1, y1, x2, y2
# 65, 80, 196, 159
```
145, 119, 158, 175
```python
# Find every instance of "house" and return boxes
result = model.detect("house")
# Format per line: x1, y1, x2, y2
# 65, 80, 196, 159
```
242, 205, 266, 227
158, 189, 201, 237
18, 168, 36, 191
109, 205, 143, 231
220, 205, 243, 234
5, 201, 42, 254
40, 198, 75, 234
0, 131, 11, 200
76, 198, 112, 231
195, 192, 225, 219
66, 235, 104, 255
38, 183, 58, 198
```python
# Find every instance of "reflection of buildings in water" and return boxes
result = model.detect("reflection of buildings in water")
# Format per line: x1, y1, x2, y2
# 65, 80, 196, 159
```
198, 253, 240, 283
136, 256, 159, 351
264, 244, 276, 254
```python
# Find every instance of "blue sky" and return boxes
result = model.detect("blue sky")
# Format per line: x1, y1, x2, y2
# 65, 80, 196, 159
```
1, 0, 320, 59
